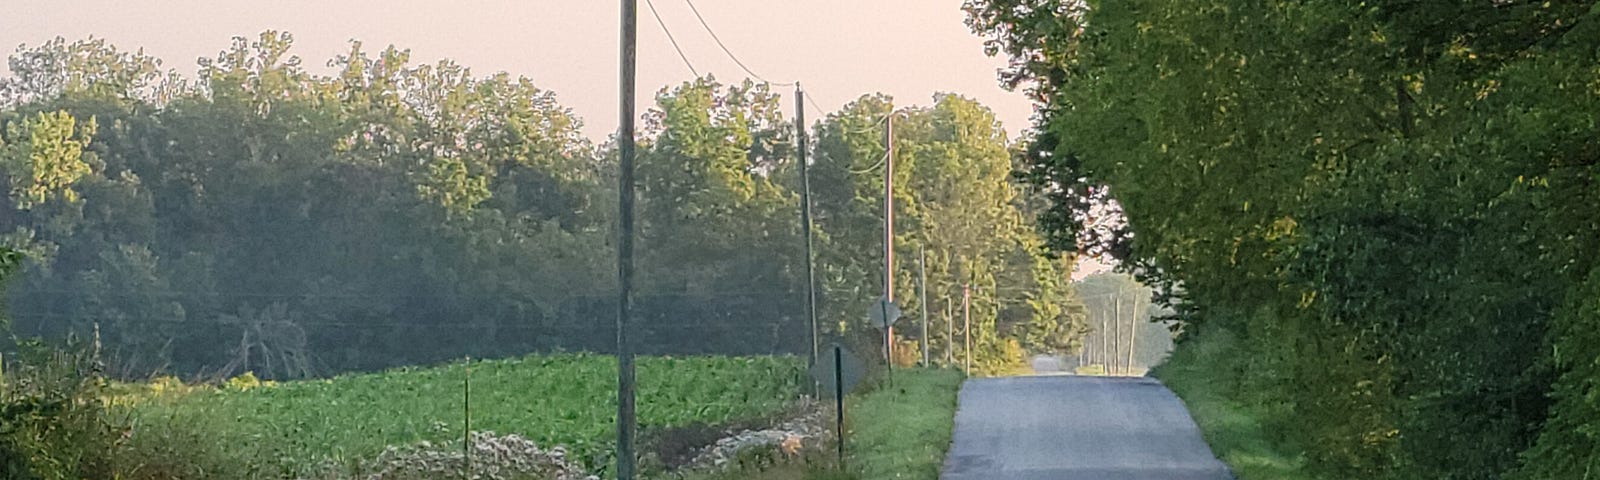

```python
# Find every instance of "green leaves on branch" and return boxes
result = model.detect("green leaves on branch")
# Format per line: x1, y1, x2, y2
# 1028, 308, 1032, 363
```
1, 111, 96, 210
968, 0, 1600, 477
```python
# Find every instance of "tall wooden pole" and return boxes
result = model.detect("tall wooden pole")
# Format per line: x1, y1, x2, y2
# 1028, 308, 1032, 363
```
796, 86, 818, 364
1126, 293, 1141, 376
962, 283, 972, 374
919, 247, 929, 367
1113, 291, 1123, 375
615, 1, 639, 477
945, 296, 953, 366
1100, 298, 1109, 375
883, 112, 895, 366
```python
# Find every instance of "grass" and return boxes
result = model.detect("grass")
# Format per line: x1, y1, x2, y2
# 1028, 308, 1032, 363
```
1153, 349, 1313, 479
668, 367, 967, 480
846, 368, 965, 479
125, 354, 806, 477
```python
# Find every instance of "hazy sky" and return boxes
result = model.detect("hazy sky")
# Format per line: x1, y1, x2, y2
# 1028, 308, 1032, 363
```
1, 0, 1037, 140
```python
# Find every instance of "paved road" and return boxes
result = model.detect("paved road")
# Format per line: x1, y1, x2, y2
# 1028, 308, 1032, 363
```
1030, 355, 1067, 374
941, 375, 1234, 480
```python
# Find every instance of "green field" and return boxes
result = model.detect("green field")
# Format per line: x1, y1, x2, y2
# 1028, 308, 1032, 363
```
125, 354, 806, 477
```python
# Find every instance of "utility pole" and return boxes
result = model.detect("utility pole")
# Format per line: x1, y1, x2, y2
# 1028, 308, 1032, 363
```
1113, 291, 1123, 375
796, 85, 818, 365
1078, 332, 1087, 370
1126, 293, 1141, 376
945, 296, 953, 366
883, 111, 896, 366
615, 0, 639, 477
919, 247, 929, 367
962, 283, 972, 374
1099, 297, 1109, 375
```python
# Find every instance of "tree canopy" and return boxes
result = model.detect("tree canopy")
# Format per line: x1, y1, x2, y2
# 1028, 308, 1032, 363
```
0, 33, 1089, 379
967, 0, 1600, 477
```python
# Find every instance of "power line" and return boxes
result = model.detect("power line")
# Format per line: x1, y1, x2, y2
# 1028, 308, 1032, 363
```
644, 0, 700, 77
848, 151, 890, 174
804, 91, 828, 120
680, 0, 796, 87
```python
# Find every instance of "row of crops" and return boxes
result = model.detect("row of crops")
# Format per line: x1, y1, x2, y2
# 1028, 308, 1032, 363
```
124, 354, 807, 478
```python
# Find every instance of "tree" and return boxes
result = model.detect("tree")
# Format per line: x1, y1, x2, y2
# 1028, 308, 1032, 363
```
968, 0, 1600, 477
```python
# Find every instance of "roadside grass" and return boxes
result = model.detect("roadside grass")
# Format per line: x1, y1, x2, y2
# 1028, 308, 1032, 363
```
847, 368, 965, 479
672, 367, 966, 480
1153, 341, 1314, 480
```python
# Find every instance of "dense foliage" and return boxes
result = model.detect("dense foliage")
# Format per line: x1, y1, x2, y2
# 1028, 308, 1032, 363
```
0, 33, 1086, 379
968, 0, 1600, 478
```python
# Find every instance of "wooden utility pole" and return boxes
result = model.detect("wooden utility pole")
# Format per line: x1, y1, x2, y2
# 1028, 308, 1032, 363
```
1078, 333, 1087, 370
1113, 291, 1123, 375
796, 85, 818, 364
962, 283, 972, 374
919, 247, 929, 367
615, 0, 639, 477
1126, 293, 1141, 376
1100, 298, 1109, 375
945, 296, 953, 366
883, 111, 896, 366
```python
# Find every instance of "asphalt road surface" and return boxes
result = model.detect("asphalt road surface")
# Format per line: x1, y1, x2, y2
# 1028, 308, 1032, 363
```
941, 375, 1235, 480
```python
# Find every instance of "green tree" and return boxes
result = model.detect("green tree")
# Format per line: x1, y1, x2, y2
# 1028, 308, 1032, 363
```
969, 0, 1600, 477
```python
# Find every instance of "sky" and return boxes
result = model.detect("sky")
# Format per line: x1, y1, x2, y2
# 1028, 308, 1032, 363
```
0, 0, 1037, 141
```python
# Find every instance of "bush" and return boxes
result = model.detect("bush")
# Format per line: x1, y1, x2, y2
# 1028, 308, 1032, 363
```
0, 341, 121, 480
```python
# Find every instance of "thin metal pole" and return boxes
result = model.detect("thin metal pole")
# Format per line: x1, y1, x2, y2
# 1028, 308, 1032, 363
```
919, 247, 929, 367
615, 0, 639, 477
797, 85, 818, 365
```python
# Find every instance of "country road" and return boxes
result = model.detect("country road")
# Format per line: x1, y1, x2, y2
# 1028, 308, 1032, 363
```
940, 375, 1234, 480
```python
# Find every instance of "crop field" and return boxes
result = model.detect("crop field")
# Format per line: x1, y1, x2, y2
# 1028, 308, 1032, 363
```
125, 354, 807, 477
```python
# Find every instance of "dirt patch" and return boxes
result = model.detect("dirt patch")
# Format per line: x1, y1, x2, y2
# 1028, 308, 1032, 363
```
642, 401, 827, 472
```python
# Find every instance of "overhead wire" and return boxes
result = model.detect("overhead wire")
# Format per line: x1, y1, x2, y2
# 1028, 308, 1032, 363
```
848, 151, 890, 174
647, 0, 851, 144
680, 0, 797, 87
644, 0, 700, 77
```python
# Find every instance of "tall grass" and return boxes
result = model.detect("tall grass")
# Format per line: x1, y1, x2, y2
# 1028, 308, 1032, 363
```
846, 368, 964, 479
1151, 329, 1314, 479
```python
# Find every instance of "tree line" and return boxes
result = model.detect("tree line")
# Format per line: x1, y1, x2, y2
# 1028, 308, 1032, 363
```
0, 32, 1089, 379
967, 0, 1600, 478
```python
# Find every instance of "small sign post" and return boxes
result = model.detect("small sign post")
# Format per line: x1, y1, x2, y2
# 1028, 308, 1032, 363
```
809, 343, 865, 467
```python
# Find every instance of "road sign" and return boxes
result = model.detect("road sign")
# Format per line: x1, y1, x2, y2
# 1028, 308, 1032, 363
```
869, 297, 902, 331
809, 343, 865, 397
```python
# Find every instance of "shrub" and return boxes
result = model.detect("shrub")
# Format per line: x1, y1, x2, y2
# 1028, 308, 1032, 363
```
0, 341, 121, 480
